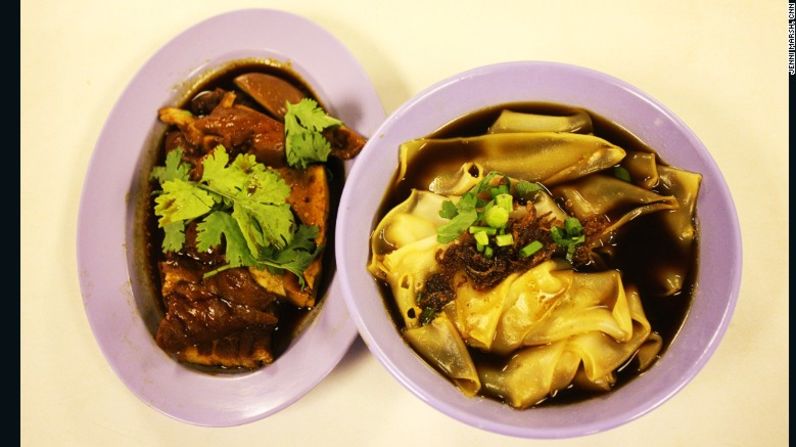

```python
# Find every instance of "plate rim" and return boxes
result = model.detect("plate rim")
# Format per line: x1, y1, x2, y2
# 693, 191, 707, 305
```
76, 8, 384, 427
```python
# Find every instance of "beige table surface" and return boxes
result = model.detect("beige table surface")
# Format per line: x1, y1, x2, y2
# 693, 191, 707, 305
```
21, 0, 789, 445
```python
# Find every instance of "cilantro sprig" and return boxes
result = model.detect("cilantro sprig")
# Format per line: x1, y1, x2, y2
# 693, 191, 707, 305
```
284, 98, 342, 169
150, 147, 319, 286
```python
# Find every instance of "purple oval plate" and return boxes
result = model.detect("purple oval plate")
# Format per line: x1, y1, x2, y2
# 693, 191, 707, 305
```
336, 61, 742, 438
77, 9, 384, 426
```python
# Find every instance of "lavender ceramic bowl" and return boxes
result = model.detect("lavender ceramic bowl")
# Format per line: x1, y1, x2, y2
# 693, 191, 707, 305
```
76, 9, 384, 426
336, 61, 741, 438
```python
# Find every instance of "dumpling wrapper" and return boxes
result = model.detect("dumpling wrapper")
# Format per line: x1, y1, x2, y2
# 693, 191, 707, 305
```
368, 189, 451, 328
479, 282, 659, 408
552, 174, 679, 244
398, 132, 625, 189
622, 151, 660, 189
487, 109, 593, 134
404, 312, 481, 396
369, 184, 570, 328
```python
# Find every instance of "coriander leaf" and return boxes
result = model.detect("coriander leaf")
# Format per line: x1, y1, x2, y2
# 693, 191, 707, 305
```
285, 130, 332, 169
150, 148, 190, 183
286, 98, 342, 132
514, 180, 542, 199
153, 179, 216, 227
162, 221, 186, 252
474, 171, 501, 193
550, 221, 586, 262
232, 201, 295, 253
201, 146, 248, 196
457, 193, 478, 212
259, 224, 321, 288
437, 209, 477, 243
284, 98, 342, 169
439, 200, 459, 219
231, 154, 290, 204
196, 211, 256, 269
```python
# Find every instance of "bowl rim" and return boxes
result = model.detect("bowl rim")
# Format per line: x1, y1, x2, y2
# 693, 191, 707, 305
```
336, 60, 742, 438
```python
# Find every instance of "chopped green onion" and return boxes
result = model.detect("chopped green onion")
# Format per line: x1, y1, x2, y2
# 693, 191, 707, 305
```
564, 217, 583, 236
489, 184, 509, 198
520, 240, 544, 258
476, 242, 486, 252
474, 230, 489, 246
484, 206, 509, 228
495, 193, 513, 213
484, 246, 494, 258
613, 166, 632, 182
550, 226, 564, 241
514, 180, 543, 199
495, 233, 514, 247
469, 226, 497, 235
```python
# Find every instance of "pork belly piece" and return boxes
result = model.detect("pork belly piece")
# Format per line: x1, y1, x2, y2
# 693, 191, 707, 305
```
234, 72, 367, 160
249, 164, 329, 308
155, 258, 279, 368
159, 93, 286, 167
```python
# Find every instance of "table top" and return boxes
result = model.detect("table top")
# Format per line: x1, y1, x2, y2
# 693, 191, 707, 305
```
21, 1, 789, 445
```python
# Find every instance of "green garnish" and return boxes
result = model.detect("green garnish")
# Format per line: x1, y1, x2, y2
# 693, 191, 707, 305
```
484, 206, 509, 228
564, 217, 583, 236
489, 184, 509, 198
436, 210, 478, 244
613, 166, 632, 182
514, 180, 543, 199
495, 193, 513, 213
474, 230, 490, 246
419, 307, 438, 325
484, 246, 494, 258
468, 226, 497, 235
150, 145, 318, 286
284, 98, 342, 169
439, 200, 459, 219
550, 217, 586, 262
495, 233, 514, 247
519, 240, 543, 258
435, 172, 514, 242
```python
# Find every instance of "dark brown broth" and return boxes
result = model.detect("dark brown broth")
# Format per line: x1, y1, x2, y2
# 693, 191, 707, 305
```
142, 60, 342, 373
373, 102, 697, 407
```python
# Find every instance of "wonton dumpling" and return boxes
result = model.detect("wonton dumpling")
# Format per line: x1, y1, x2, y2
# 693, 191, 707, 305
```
553, 174, 679, 243
368, 190, 452, 327
398, 132, 625, 188
622, 151, 660, 189
487, 109, 593, 134
654, 165, 702, 295
404, 312, 481, 396
479, 282, 658, 408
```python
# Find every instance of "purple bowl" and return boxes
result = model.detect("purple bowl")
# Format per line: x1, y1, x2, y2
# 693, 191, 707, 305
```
76, 9, 384, 426
335, 61, 742, 438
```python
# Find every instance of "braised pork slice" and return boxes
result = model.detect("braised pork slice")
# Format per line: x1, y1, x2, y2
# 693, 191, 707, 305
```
248, 164, 329, 308
155, 258, 279, 368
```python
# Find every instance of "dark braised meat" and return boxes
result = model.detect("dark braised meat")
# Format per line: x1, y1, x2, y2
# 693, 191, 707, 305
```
193, 105, 286, 166
324, 125, 368, 160
155, 258, 279, 357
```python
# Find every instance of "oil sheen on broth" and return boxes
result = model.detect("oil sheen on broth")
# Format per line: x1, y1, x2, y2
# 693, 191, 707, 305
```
373, 102, 697, 406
